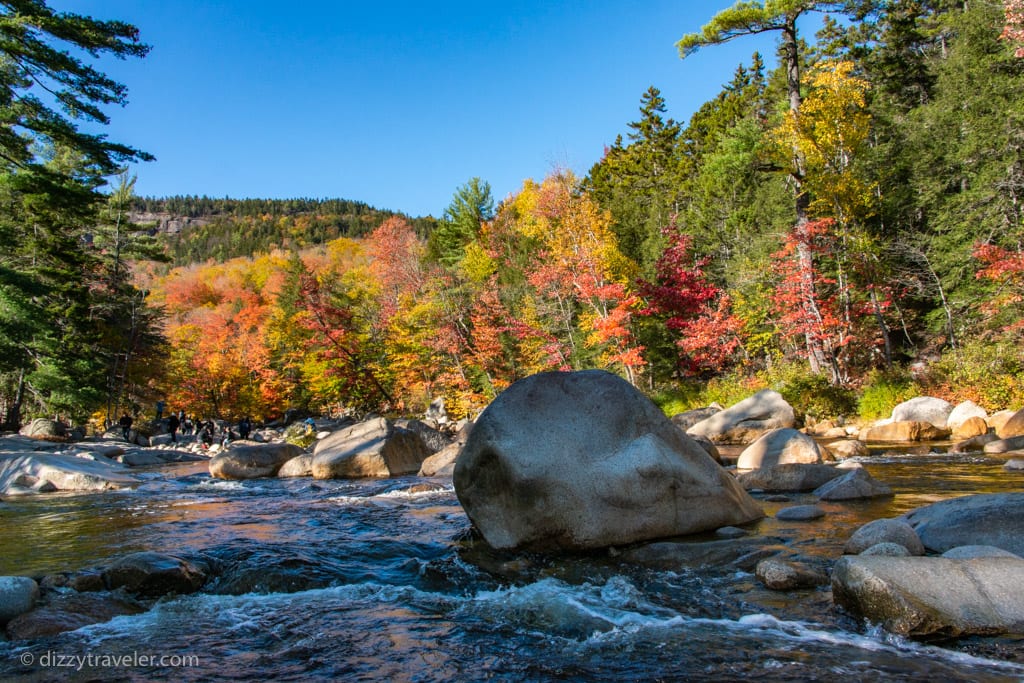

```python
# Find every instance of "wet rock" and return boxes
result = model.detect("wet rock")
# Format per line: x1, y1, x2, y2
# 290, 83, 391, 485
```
775, 505, 826, 521
860, 421, 951, 443
832, 556, 1024, 637
891, 396, 954, 428
102, 551, 206, 597
755, 558, 827, 590
686, 389, 795, 444
0, 453, 138, 495
277, 453, 315, 477
983, 436, 1024, 454
312, 417, 431, 479
861, 542, 912, 557
619, 537, 778, 570
814, 468, 892, 501
736, 428, 823, 470
950, 433, 999, 453
824, 439, 869, 460
844, 518, 925, 555
454, 370, 763, 551
0, 576, 39, 625
942, 545, 1021, 559
996, 408, 1024, 439
903, 493, 1024, 555
736, 463, 843, 492
715, 526, 748, 539
69, 571, 105, 592
5, 591, 144, 639
1005, 459, 1024, 471
210, 443, 305, 480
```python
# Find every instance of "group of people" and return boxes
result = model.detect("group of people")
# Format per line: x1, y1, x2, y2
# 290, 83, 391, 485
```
116, 405, 255, 447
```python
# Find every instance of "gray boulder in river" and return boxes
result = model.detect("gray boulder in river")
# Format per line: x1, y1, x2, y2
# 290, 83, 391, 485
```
453, 370, 763, 551
209, 443, 305, 480
902, 492, 1024, 556
832, 556, 1024, 637
312, 417, 431, 478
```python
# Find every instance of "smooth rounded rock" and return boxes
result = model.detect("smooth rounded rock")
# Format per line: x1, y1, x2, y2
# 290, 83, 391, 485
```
775, 505, 826, 521
454, 370, 764, 551
844, 518, 925, 555
736, 428, 822, 470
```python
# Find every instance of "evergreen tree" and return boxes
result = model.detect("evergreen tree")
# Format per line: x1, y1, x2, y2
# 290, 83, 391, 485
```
0, 2, 151, 427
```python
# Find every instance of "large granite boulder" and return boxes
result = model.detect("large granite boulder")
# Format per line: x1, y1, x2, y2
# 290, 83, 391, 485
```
102, 551, 206, 597
686, 389, 795, 444
860, 421, 950, 443
824, 439, 869, 460
902, 493, 1024, 556
735, 463, 843, 492
832, 556, 1024, 637
277, 453, 315, 478
312, 417, 431, 479
454, 370, 763, 551
997, 408, 1024, 439
891, 396, 954, 428
946, 400, 988, 431
736, 428, 823, 470
0, 576, 39, 625
394, 419, 452, 453
209, 443, 305, 480
0, 453, 138, 495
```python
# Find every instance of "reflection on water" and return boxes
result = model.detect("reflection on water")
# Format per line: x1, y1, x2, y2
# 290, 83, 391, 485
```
0, 449, 1023, 681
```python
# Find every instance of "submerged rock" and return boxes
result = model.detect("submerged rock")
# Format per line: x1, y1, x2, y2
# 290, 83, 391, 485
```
454, 370, 763, 551
102, 551, 206, 597
832, 556, 1024, 637
755, 558, 827, 590
775, 505, 826, 521
5, 591, 144, 639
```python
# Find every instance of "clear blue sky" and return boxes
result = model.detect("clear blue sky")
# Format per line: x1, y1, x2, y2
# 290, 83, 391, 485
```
55, 1, 816, 218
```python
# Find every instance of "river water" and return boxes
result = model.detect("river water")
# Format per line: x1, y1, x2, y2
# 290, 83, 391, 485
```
1, 450, 1023, 681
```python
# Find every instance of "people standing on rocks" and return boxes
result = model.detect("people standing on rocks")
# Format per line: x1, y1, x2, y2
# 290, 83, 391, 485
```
155, 400, 165, 421
238, 416, 252, 440
167, 411, 180, 443
118, 413, 133, 441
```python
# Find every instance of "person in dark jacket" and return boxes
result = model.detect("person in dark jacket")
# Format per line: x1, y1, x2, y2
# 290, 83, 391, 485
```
118, 413, 133, 441
167, 411, 180, 443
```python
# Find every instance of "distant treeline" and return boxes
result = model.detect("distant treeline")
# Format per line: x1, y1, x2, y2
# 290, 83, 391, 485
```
132, 196, 437, 265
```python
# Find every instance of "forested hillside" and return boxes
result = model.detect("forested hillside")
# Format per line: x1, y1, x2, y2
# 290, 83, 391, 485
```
131, 196, 436, 265
2, 1, 1023, 430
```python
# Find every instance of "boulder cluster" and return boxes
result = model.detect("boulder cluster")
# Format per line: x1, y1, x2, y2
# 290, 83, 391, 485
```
3, 369, 1023, 642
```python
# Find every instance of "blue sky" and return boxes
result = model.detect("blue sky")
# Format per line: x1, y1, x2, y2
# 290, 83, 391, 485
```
55, 1, 810, 217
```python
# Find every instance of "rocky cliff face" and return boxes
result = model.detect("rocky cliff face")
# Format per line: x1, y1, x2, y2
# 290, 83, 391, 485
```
129, 212, 212, 235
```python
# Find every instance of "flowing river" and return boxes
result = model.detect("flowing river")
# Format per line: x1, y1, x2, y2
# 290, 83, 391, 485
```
1, 450, 1023, 681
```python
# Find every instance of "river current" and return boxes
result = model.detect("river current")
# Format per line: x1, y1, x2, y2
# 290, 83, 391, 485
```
1, 450, 1023, 681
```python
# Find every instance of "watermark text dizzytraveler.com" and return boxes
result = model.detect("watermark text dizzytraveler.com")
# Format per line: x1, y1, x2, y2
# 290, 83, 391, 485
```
20, 650, 199, 671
